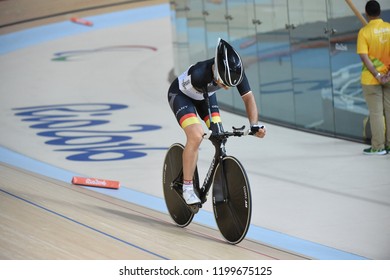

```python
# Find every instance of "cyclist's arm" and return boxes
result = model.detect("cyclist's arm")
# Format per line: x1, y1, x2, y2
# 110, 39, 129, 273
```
242, 91, 266, 138
241, 91, 259, 126
237, 72, 257, 125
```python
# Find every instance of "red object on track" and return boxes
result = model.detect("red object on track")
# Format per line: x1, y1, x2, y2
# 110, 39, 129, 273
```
72, 176, 120, 189
70, 17, 93, 27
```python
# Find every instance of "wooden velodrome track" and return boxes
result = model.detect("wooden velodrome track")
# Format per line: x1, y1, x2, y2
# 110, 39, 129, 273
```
0, 0, 308, 260
0, 162, 307, 259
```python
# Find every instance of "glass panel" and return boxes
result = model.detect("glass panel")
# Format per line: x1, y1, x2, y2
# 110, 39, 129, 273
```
254, 0, 295, 124
187, 0, 207, 63
226, 0, 254, 41
169, 0, 390, 142
326, 0, 368, 140
170, 0, 190, 75
288, 0, 334, 133
203, 0, 231, 106
226, 0, 259, 113
203, 0, 229, 55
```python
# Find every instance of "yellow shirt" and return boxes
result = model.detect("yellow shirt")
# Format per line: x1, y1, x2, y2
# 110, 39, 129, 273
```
357, 19, 390, 85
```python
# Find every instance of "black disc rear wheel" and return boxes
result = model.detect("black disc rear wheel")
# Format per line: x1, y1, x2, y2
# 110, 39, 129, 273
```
162, 143, 199, 227
212, 156, 252, 244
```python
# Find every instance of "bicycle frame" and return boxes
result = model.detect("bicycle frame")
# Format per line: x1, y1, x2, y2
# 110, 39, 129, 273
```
198, 93, 245, 203
169, 119, 247, 211
163, 92, 255, 242
170, 93, 251, 207
198, 121, 227, 203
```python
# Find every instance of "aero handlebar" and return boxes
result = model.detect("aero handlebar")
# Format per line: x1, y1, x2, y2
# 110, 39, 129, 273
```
203, 125, 263, 140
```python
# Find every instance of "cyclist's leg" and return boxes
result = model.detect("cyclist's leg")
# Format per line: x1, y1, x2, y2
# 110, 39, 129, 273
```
181, 123, 203, 204
180, 93, 222, 184
182, 124, 203, 183
168, 80, 202, 204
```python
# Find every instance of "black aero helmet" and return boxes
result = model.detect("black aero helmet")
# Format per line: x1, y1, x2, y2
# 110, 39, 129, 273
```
214, 38, 244, 87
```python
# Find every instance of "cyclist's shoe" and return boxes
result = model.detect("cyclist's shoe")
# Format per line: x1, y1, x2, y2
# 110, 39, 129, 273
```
182, 187, 201, 205
363, 147, 386, 155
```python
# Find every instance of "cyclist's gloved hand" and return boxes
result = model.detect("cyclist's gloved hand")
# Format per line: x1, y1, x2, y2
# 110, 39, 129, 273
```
250, 123, 266, 138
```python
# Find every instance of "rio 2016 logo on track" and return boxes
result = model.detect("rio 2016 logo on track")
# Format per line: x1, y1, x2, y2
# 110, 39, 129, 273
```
13, 103, 167, 161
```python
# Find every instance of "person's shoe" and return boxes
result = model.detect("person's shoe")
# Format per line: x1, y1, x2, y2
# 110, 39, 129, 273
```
386, 146, 390, 154
363, 147, 386, 155
182, 186, 201, 205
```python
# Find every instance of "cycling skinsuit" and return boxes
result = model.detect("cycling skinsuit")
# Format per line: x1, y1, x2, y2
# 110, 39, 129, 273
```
167, 58, 251, 129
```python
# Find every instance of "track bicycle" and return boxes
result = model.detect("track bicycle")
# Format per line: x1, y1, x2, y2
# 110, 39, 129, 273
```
162, 96, 259, 244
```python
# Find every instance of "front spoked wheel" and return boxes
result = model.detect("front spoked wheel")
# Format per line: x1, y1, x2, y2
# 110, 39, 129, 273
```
162, 143, 199, 227
212, 156, 252, 244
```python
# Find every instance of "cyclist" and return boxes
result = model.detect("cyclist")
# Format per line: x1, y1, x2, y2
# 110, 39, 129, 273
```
167, 38, 266, 205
